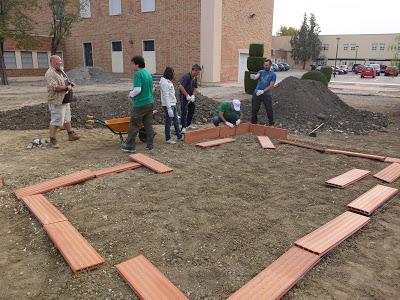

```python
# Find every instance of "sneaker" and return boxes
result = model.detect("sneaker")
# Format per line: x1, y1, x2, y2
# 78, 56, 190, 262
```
181, 127, 186, 134
68, 131, 80, 141
187, 125, 197, 130
177, 136, 184, 142
166, 139, 176, 145
49, 137, 59, 148
145, 144, 154, 151
121, 143, 136, 153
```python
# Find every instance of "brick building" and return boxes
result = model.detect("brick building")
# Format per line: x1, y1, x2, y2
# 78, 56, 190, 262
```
4, 0, 274, 82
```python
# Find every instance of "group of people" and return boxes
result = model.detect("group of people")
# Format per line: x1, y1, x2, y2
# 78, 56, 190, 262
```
45, 55, 276, 152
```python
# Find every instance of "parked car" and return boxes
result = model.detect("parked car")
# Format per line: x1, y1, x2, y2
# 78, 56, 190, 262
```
339, 65, 349, 73
277, 63, 286, 71
354, 65, 365, 74
332, 66, 344, 75
272, 63, 280, 72
369, 63, 381, 76
352, 63, 361, 72
281, 63, 290, 70
380, 65, 387, 73
361, 66, 376, 78
384, 66, 399, 76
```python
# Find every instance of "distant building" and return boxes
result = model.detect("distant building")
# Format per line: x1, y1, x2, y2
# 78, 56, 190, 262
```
272, 33, 400, 68
4, 0, 274, 82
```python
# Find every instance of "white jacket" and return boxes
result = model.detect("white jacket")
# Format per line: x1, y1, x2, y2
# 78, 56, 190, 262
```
160, 77, 177, 107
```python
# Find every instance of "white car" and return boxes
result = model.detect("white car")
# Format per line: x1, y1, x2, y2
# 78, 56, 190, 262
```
339, 65, 349, 72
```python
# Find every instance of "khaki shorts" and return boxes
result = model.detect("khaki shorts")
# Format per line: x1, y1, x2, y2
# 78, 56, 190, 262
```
49, 103, 71, 127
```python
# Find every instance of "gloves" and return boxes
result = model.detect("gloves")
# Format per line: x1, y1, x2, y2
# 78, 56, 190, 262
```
167, 107, 174, 118
256, 90, 264, 96
190, 95, 195, 102
235, 119, 241, 126
128, 90, 135, 98
250, 74, 258, 80
186, 95, 191, 101
225, 121, 234, 128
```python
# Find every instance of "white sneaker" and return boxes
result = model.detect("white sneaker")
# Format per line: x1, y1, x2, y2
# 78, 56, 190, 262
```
166, 139, 176, 144
187, 125, 197, 130
181, 128, 186, 133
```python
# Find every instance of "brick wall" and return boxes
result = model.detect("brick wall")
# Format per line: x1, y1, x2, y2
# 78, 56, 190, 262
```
220, 0, 274, 81
64, 0, 201, 79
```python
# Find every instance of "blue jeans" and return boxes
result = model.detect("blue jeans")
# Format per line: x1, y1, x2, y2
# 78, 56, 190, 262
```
212, 115, 239, 126
163, 106, 182, 141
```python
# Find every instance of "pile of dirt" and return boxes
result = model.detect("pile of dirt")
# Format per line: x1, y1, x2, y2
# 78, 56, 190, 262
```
0, 77, 388, 134
67, 67, 120, 85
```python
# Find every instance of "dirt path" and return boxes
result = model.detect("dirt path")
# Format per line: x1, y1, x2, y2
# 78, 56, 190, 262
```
1, 93, 399, 299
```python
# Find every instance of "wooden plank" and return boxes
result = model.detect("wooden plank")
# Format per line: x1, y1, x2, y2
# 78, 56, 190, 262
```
326, 149, 385, 161
44, 221, 105, 273
15, 169, 95, 199
227, 247, 320, 300
325, 168, 371, 188
295, 211, 370, 256
129, 153, 173, 174
20, 194, 67, 225
373, 163, 400, 183
249, 124, 265, 136
219, 125, 236, 138
257, 136, 276, 149
347, 185, 399, 216
279, 139, 326, 153
183, 127, 220, 143
385, 157, 400, 163
196, 138, 235, 148
116, 255, 188, 300
93, 162, 141, 177
264, 126, 288, 139
235, 123, 250, 135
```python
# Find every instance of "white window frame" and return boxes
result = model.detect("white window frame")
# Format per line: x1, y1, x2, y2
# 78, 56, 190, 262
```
37, 52, 49, 68
4, 51, 17, 69
111, 40, 123, 52
371, 43, 378, 51
143, 40, 155, 52
80, 0, 91, 18
343, 44, 349, 51
109, 0, 121, 16
141, 0, 155, 12
350, 44, 356, 51
21, 51, 33, 69
379, 43, 385, 51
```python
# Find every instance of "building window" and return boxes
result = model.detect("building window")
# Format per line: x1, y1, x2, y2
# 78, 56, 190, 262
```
112, 41, 122, 52
80, 0, 91, 18
343, 44, 349, 51
320, 44, 329, 51
141, 0, 155, 12
37, 52, 49, 68
350, 44, 356, 51
21, 51, 33, 68
4, 51, 17, 69
371, 43, 378, 51
379, 43, 385, 51
143, 40, 155, 51
109, 0, 121, 15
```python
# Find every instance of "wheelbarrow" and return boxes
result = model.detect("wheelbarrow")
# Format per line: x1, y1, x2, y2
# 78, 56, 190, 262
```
86, 115, 153, 143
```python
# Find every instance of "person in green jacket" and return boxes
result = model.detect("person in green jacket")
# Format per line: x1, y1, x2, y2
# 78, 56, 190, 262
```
121, 56, 154, 152
212, 99, 241, 128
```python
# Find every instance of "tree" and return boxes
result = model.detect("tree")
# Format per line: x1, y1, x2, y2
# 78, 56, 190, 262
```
276, 26, 298, 37
388, 35, 400, 68
49, 0, 82, 55
0, 0, 38, 85
290, 13, 322, 69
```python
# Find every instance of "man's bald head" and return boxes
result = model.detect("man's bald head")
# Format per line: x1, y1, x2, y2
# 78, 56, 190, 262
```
50, 55, 62, 70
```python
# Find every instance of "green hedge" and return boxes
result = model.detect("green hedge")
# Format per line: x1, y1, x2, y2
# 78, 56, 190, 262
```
301, 70, 328, 86
249, 43, 264, 57
244, 71, 258, 95
247, 57, 265, 72
320, 66, 332, 83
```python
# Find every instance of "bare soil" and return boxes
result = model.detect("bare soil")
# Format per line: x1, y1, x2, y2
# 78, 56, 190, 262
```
0, 86, 399, 299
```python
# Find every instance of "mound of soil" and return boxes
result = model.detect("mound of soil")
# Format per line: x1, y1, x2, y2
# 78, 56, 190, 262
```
0, 77, 388, 134
67, 67, 120, 85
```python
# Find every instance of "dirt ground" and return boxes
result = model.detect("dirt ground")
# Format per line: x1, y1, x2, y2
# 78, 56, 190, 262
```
1, 84, 400, 299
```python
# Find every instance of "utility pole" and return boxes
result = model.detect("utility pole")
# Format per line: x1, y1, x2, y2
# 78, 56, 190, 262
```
334, 37, 340, 78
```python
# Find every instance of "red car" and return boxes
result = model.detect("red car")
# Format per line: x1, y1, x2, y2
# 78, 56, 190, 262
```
361, 66, 376, 78
384, 66, 399, 76
354, 65, 365, 74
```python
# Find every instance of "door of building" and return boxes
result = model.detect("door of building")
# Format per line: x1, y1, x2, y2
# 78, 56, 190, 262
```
83, 42, 93, 67
142, 40, 156, 74
238, 52, 249, 81
111, 41, 123, 73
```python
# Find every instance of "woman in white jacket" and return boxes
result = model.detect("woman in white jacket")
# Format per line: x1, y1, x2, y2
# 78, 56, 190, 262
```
159, 67, 183, 144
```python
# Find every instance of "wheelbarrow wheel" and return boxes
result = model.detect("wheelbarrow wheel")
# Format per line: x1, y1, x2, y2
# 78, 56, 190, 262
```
139, 128, 156, 143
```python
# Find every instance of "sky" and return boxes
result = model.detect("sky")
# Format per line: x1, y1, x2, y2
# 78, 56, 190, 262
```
273, 0, 400, 35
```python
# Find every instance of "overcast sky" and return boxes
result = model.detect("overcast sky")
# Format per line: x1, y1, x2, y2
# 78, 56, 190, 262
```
273, 0, 400, 35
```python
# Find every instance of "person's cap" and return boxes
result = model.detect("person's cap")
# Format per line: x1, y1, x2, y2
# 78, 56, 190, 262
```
232, 99, 240, 111
192, 64, 202, 70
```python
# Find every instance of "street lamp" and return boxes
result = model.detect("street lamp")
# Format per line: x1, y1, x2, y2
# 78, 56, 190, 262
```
355, 45, 359, 65
334, 37, 340, 78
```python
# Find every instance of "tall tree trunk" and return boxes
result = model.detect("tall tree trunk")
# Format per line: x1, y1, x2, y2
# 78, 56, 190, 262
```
302, 61, 306, 70
51, 37, 58, 55
0, 41, 9, 85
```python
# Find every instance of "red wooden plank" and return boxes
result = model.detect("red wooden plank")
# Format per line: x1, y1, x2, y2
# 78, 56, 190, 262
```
325, 168, 371, 188
257, 136, 276, 149
20, 194, 67, 225
227, 247, 320, 300
264, 126, 288, 139
183, 127, 220, 143
196, 138, 235, 148
219, 125, 236, 138
93, 162, 141, 177
249, 124, 265, 136
44, 221, 105, 273
279, 139, 326, 153
326, 149, 385, 161
373, 163, 400, 183
15, 169, 95, 199
295, 211, 370, 256
116, 255, 188, 300
129, 153, 173, 174
385, 157, 400, 163
347, 185, 399, 216
235, 123, 250, 135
